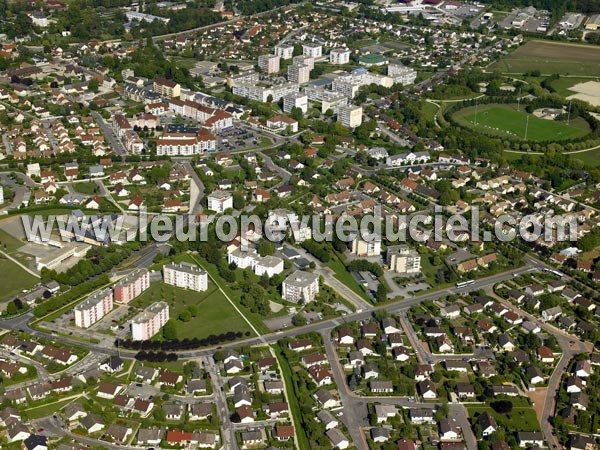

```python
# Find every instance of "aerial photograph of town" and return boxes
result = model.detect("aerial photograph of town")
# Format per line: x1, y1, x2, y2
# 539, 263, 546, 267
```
1, 0, 600, 448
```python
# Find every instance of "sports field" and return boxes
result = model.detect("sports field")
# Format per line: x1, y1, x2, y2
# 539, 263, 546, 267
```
453, 103, 590, 141
490, 41, 600, 76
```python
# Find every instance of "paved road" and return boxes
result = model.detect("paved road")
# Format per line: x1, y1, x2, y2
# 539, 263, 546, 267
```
91, 111, 127, 161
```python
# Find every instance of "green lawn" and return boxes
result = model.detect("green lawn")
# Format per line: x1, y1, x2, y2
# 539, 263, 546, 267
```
326, 255, 371, 303
453, 103, 590, 142
131, 279, 254, 340
0, 257, 38, 302
23, 396, 81, 420
0, 228, 25, 253
466, 406, 540, 432
72, 182, 101, 195
550, 76, 600, 97
422, 102, 439, 122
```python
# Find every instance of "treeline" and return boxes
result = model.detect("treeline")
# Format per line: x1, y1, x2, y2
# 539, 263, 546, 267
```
347, 259, 383, 277
117, 331, 250, 351
301, 240, 331, 262
134, 351, 178, 362
237, 0, 300, 15
40, 246, 133, 286
34, 275, 110, 318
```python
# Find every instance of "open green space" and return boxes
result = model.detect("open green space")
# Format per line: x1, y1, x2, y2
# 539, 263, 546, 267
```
453, 103, 590, 142
0, 257, 38, 302
489, 40, 600, 77
0, 227, 25, 253
466, 405, 540, 432
550, 76, 600, 98
72, 182, 101, 195
23, 397, 81, 420
132, 279, 254, 340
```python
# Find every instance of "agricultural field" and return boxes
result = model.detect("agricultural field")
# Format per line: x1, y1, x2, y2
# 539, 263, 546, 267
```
490, 41, 600, 76
453, 103, 591, 141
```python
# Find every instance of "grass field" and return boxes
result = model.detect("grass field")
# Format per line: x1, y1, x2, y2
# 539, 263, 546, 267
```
0, 257, 38, 302
72, 182, 100, 195
453, 103, 590, 142
490, 40, 600, 76
466, 405, 540, 432
132, 280, 254, 340
550, 76, 600, 97
0, 227, 25, 253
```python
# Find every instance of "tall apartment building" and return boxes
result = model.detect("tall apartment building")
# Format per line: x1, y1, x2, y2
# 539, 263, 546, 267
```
275, 44, 294, 59
113, 268, 150, 304
337, 105, 363, 128
74, 288, 113, 328
163, 262, 208, 292
153, 78, 181, 98
386, 245, 421, 274
330, 48, 351, 65
283, 93, 308, 114
287, 64, 311, 84
282, 270, 320, 303
332, 71, 393, 99
292, 55, 314, 71
351, 234, 381, 257
387, 63, 417, 85
302, 43, 322, 58
258, 54, 280, 74
131, 301, 169, 341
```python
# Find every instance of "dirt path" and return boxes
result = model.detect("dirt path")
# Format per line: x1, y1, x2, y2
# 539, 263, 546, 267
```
528, 388, 548, 423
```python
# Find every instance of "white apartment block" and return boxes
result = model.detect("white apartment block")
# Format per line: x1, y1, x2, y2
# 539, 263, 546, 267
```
283, 93, 308, 114
0, 186, 4, 205
131, 301, 170, 341
163, 262, 208, 292
207, 190, 233, 213
351, 234, 381, 257
292, 55, 314, 71
387, 63, 417, 85
303, 86, 348, 113
258, 54, 280, 74
386, 245, 421, 274
156, 132, 216, 156
74, 288, 114, 328
332, 72, 393, 99
232, 82, 299, 103
275, 44, 294, 59
337, 105, 363, 128
282, 270, 320, 303
303, 43, 322, 58
330, 48, 351, 65
227, 248, 284, 278
288, 64, 311, 84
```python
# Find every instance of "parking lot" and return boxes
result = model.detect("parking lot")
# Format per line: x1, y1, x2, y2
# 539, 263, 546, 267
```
218, 126, 263, 152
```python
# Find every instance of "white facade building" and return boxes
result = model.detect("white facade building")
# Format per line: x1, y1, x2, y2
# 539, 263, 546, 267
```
258, 54, 280, 74
74, 288, 114, 328
283, 93, 308, 114
207, 190, 233, 213
386, 245, 421, 274
330, 48, 351, 65
387, 63, 417, 85
163, 262, 208, 292
275, 44, 294, 59
302, 43, 322, 58
337, 105, 363, 128
131, 301, 169, 341
288, 64, 311, 84
351, 234, 382, 257
282, 270, 320, 303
